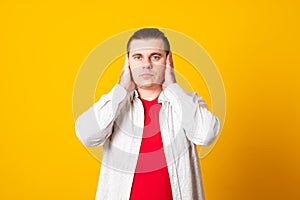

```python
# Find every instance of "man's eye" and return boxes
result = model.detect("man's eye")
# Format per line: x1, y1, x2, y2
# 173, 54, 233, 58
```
151, 55, 160, 60
133, 55, 142, 60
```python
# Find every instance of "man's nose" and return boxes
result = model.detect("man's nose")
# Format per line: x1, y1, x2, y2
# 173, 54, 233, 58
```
142, 58, 152, 69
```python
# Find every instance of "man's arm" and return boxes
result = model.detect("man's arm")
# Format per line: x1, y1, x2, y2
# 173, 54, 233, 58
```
164, 83, 220, 146
162, 51, 220, 146
75, 84, 129, 147
75, 55, 133, 147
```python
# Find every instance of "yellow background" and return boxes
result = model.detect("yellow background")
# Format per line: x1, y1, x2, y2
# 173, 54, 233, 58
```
1, 0, 300, 199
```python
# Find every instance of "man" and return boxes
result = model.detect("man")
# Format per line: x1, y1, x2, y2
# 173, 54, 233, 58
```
75, 28, 220, 200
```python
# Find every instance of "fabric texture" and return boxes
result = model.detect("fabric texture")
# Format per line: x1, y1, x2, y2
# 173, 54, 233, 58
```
75, 83, 220, 200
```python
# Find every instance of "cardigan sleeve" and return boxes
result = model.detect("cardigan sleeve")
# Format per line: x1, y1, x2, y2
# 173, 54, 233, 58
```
75, 84, 130, 147
163, 83, 220, 146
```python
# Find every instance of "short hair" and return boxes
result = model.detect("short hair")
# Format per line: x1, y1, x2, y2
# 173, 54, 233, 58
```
127, 28, 170, 52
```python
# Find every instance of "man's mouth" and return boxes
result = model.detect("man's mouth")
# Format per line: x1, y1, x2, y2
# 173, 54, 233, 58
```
139, 73, 154, 78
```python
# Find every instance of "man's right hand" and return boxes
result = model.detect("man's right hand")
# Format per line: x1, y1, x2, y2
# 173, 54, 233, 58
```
118, 54, 136, 92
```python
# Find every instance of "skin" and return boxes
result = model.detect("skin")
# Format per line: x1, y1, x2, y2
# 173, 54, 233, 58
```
118, 39, 176, 100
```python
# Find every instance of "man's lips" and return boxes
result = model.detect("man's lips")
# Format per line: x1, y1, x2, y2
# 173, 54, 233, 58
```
139, 73, 154, 78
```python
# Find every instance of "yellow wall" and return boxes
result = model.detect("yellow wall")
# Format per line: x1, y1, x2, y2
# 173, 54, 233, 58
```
1, 0, 299, 199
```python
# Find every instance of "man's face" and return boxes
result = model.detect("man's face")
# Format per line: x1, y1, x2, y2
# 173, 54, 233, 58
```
128, 39, 167, 89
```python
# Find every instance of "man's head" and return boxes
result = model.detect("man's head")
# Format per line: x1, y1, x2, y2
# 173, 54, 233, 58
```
126, 28, 171, 89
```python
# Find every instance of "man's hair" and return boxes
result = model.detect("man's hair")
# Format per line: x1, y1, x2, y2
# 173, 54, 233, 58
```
127, 28, 170, 52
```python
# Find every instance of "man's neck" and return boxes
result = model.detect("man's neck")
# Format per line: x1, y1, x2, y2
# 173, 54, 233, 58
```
137, 85, 162, 101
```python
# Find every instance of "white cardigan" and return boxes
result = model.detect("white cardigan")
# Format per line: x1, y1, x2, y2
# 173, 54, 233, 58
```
75, 83, 220, 200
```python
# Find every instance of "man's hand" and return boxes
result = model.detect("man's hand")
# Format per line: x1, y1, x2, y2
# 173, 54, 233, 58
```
118, 54, 136, 92
162, 51, 176, 89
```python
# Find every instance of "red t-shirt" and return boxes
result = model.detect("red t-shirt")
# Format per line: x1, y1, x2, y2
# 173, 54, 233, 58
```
130, 97, 173, 200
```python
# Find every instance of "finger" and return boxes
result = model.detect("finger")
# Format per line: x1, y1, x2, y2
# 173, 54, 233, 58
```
166, 51, 174, 68
122, 53, 130, 72
125, 53, 129, 66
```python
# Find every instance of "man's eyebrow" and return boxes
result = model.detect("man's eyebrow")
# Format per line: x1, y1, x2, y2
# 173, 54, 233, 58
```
150, 52, 162, 56
131, 53, 142, 57
130, 52, 163, 57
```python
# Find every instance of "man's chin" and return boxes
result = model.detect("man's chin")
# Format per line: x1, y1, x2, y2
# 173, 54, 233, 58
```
137, 82, 162, 89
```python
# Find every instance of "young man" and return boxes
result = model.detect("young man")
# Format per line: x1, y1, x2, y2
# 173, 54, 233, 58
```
75, 28, 220, 200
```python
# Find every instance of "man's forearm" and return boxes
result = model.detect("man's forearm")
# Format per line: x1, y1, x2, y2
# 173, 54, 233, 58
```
75, 84, 130, 147
163, 83, 220, 146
